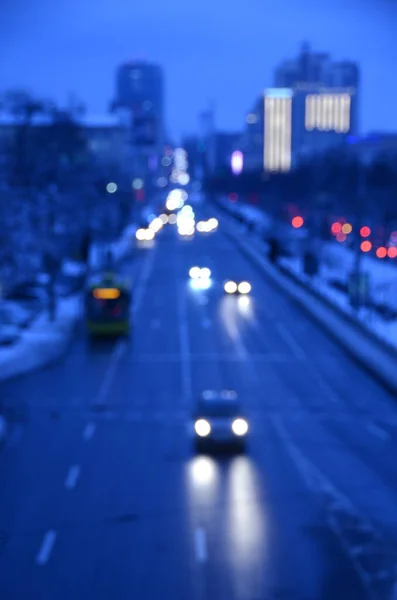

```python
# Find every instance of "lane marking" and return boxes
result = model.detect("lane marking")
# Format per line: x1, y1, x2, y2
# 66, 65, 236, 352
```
36, 530, 57, 565
83, 423, 96, 440
194, 527, 207, 562
65, 465, 80, 489
276, 322, 306, 361
178, 284, 193, 403
132, 245, 157, 315
94, 340, 126, 406
366, 421, 389, 441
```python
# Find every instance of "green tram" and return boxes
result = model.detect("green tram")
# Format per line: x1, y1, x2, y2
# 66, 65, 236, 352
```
85, 272, 132, 336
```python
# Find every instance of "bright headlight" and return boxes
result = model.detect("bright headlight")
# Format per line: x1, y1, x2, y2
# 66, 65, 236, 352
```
144, 230, 155, 241
189, 266, 201, 279
238, 281, 251, 294
232, 419, 248, 436
208, 218, 218, 229
224, 281, 237, 294
136, 228, 146, 241
195, 419, 211, 437
200, 267, 211, 279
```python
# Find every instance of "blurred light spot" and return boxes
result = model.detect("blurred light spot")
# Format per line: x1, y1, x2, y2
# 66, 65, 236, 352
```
157, 177, 168, 187
224, 281, 238, 294
190, 457, 216, 486
361, 240, 372, 252
238, 282, 251, 294
149, 217, 163, 232
231, 151, 244, 175
159, 213, 168, 224
232, 419, 249, 436
376, 246, 387, 259
168, 214, 177, 224
106, 182, 117, 193
189, 266, 201, 279
190, 278, 212, 291
132, 178, 144, 190
200, 267, 211, 279
208, 218, 218, 230
388, 247, 397, 258
195, 419, 211, 437
341, 223, 352, 234
336, 232, 347, 243
331, 222, 341, 235
360, 226, 371, 238
292, 216, 304, 228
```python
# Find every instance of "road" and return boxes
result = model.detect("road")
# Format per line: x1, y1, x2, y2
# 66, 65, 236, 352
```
1, 203, 397, 599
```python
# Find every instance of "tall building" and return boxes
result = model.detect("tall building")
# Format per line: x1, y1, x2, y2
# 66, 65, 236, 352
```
273, 43, 360, 135
113, 61, 164, 147
263, 89, 293, 172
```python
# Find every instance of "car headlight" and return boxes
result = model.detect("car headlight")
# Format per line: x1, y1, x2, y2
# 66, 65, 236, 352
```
194, 419, 211, 437
200, 267, 211, 279
189, 266, 201, 279
224, 281, 237, 294
238, 281, 251, 294
136, 228, 146, 241
144, 230, 155, 241
232, 419, 248, 436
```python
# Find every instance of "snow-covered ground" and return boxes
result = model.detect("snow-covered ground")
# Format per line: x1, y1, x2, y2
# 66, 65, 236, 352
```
0, 294, 81, 382
217, 197, 397, 351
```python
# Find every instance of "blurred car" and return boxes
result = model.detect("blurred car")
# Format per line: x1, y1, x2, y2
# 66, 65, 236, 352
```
193, 390, 248, 452
223, 280, 251, 295
189, 267, 211, 280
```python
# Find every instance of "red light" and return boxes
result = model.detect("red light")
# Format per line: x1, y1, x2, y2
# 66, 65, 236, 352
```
331, 222, 342, 235
388, 247, 397, 258
292, 216, 304, 228
136, 189, 145, 202
376, 246, 387, 259
336, 232, 347, 242
228, 193, 238, 202
360, 241, 372, 253
360, 226, 371, 238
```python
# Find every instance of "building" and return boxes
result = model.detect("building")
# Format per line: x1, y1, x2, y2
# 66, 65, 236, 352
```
273, 43, 360, 136
240, 84, 355, 172
113, 61, 165, 149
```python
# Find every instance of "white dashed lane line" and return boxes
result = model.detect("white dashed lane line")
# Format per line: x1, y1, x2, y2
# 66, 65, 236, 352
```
36, 530, 57, 565
64, 465, 81, 490
194, 527, 207, 562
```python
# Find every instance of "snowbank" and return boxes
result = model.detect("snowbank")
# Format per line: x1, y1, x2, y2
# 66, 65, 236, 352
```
0, 294, 81, 382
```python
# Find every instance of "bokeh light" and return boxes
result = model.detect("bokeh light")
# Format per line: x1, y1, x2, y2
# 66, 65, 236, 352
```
360, 226, 371, 238
376, 246, 387, 259
292, 216, 304, 228
360, 240, 372, 252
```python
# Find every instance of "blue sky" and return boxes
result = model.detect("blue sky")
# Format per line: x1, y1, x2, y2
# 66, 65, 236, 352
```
2, 0, 396, 140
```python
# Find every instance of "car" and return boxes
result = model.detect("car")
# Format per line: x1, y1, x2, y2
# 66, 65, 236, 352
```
189, 267, 211, 280
223, 280, 251, 295
193, 390, 249, 453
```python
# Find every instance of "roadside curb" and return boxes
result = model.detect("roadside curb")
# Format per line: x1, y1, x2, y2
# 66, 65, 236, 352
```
221, 220, 397, 396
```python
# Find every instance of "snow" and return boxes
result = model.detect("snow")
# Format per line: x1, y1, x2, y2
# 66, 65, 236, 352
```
218, 198, 397, 351
0, 294, 81, 382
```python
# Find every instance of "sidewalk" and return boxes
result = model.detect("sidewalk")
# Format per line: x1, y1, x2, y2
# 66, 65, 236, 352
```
0, 294, 81, 382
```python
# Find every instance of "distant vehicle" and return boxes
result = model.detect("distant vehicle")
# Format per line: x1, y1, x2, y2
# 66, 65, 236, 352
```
223, 280, 251, 295
193, 390, 248, 452
84, 272, 132, 337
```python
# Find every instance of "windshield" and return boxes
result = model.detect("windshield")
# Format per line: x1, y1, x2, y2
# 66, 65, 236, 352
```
198, 400, 239, 417
2, 2, 397, 599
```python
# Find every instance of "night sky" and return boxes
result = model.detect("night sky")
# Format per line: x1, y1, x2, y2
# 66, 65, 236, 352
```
2, 0, 396, 141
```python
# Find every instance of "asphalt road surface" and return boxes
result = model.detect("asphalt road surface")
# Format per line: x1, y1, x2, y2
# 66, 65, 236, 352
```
1, 203, 397, 599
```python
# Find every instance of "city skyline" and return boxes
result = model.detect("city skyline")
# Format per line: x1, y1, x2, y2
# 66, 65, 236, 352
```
2, 0, 397, 139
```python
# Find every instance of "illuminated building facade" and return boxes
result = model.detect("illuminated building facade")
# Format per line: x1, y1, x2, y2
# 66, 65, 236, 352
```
263, 88, 293, 172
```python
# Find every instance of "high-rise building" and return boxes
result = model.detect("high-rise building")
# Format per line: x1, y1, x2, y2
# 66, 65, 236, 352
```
113, 60, 165, 148
263, 89, 293, 172
273, 43, 360, 136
